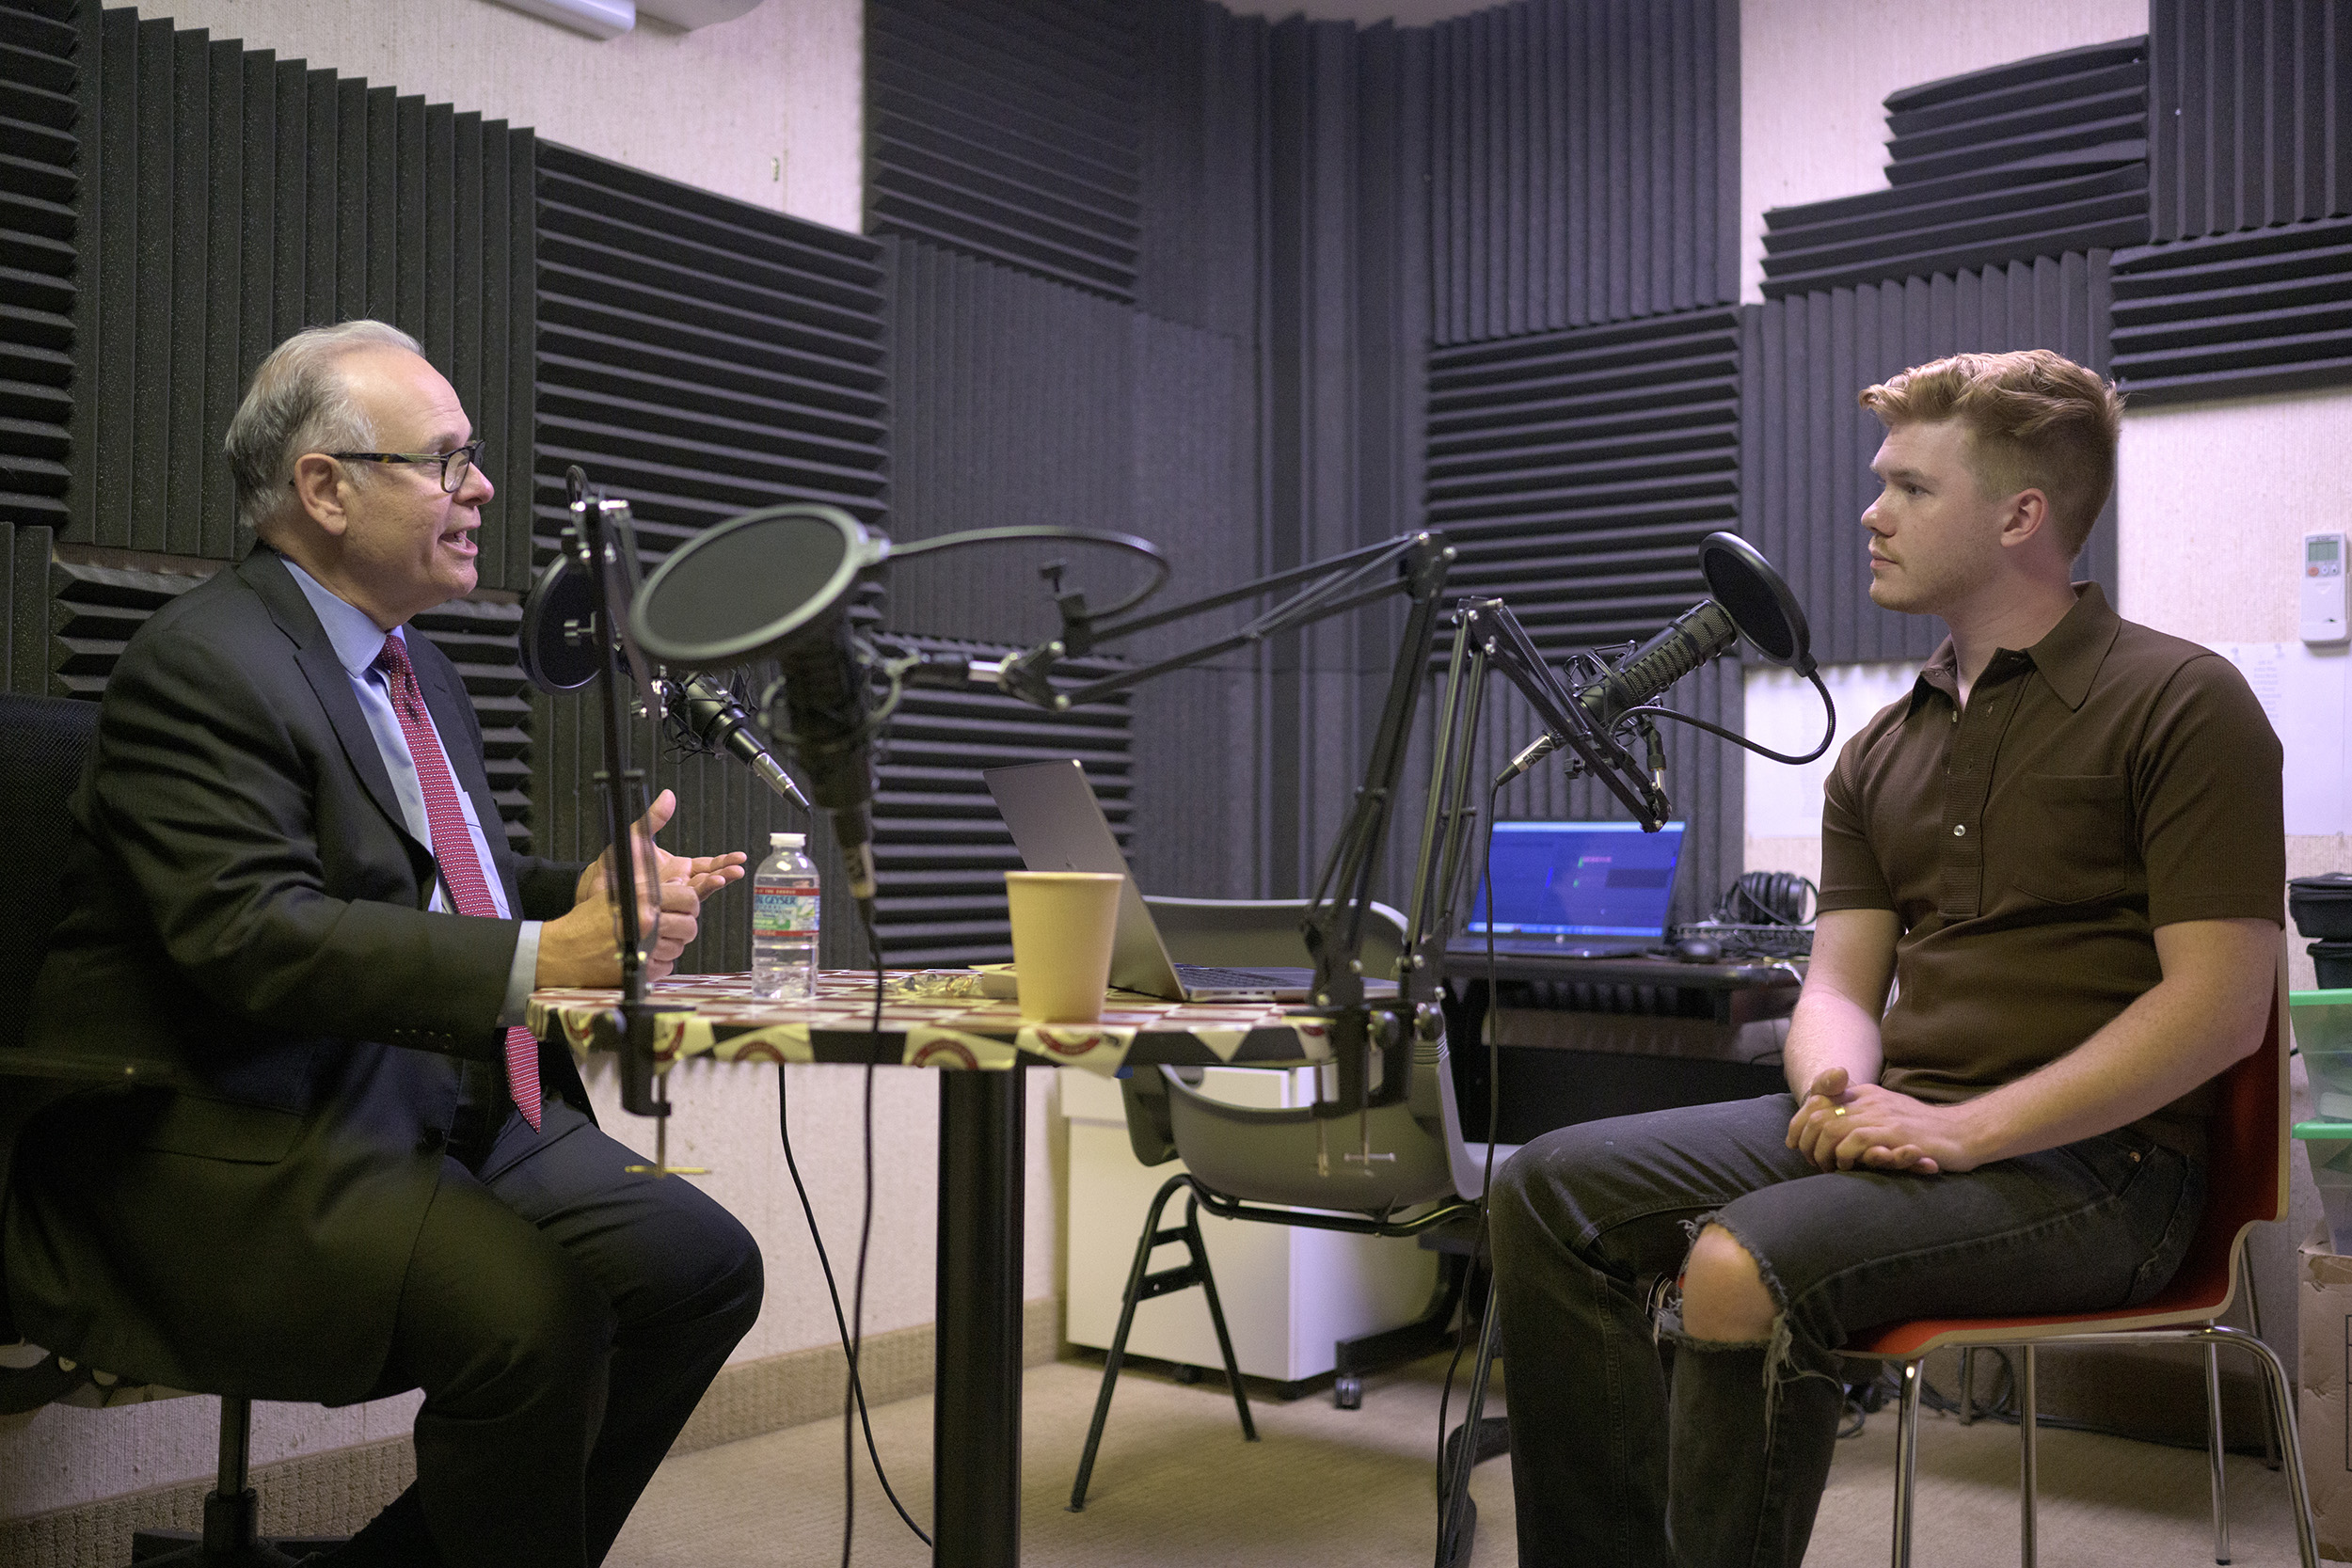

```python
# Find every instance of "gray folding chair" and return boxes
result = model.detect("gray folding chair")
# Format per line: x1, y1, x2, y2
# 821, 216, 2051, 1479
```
1071, 897, 1503, 1565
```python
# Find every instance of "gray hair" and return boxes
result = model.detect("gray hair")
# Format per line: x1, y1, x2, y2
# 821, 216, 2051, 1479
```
225, 320, 425, 534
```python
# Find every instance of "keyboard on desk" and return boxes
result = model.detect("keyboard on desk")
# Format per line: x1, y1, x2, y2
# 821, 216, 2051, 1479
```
1175, 964, 1306, 990
1168, 965, 1401, 1001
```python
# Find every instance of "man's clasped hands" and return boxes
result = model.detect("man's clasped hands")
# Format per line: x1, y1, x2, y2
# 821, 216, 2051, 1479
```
1786, 1066, 1981, 1177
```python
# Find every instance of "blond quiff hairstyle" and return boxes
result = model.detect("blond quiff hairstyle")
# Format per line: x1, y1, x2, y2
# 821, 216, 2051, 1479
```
1857, 349, 2124, 556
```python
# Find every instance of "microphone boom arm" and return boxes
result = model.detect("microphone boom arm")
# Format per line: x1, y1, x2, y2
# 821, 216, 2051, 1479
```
1458, 600, 1671, 829
995, 531, 1460, 1126
1394, 597, 1667, 1009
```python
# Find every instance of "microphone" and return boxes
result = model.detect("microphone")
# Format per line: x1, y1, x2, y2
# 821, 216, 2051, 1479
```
1494, 604, 1737, 788
628, 503, 892, 907
1574, 599, 1740, 730
1495, 532, 1817, 790
770, 614, 880, 903
658, 674, 813, 812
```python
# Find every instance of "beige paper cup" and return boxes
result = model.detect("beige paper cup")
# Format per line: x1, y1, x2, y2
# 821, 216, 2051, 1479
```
1004, 871, 1125, 1023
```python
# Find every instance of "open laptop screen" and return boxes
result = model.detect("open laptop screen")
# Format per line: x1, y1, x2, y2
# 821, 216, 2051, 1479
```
1463, 819, 1686, 939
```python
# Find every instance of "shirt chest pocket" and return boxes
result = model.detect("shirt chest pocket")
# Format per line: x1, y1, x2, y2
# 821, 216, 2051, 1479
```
2007, 773, 2136, 906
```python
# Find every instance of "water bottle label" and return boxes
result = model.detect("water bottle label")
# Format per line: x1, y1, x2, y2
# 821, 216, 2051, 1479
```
755, 885, 819, 936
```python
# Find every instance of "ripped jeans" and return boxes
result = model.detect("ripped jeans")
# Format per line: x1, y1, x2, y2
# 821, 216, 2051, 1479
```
1488, 1093, 2204, 1568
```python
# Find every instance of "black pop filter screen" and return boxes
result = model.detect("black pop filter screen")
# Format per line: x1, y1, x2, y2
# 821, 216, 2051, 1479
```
1698, 532, 1808, 670
637, 513, 850, 657
1705, 562, 1795, 662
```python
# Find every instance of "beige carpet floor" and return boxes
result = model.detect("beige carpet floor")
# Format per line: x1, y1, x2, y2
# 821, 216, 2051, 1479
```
607, 1354, 2311, 1566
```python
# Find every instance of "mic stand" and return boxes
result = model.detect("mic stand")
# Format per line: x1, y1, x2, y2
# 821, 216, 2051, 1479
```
563, 487, 691, 1136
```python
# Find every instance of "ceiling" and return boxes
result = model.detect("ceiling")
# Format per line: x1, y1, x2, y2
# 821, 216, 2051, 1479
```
1211, 0, 1500, 24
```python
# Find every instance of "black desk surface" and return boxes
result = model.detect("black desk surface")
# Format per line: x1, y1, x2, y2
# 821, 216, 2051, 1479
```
1441, 946, 1803, 1143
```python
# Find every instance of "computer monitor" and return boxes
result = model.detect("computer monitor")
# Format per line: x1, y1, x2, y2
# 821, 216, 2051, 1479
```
1462, 819, 1687, 941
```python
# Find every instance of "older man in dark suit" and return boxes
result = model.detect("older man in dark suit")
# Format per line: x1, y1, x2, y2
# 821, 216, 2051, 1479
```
2, 321, 762, 1568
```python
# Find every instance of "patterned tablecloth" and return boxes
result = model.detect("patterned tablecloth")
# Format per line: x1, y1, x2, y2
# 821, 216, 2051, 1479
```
529, 972, 1332, 1076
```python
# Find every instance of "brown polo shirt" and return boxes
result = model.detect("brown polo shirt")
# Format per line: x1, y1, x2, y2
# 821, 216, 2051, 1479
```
1817, 582, 2283, 1155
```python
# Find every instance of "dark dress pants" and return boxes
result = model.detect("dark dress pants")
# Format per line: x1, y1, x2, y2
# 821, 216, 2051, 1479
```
1488, 1093, 2204, 1568
336, 1092, 764, 1568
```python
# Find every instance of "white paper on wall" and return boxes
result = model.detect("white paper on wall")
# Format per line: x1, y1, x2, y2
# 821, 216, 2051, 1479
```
2214, 641, 2349, 836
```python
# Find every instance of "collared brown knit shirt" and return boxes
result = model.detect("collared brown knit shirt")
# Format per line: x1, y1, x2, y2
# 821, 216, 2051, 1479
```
1818, 583, 2284, 1153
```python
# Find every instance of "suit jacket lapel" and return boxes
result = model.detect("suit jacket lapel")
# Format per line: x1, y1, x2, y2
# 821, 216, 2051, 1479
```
239, 550, 421, 858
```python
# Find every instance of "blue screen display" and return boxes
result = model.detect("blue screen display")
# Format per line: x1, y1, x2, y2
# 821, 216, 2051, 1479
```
1464, 820, 1685, 938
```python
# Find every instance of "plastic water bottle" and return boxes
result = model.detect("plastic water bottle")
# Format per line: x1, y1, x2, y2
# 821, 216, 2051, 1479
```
752, 832, 819, 1000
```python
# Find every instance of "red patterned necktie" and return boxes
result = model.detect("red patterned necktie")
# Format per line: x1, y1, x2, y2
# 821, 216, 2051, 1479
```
375, 632, 543, 1132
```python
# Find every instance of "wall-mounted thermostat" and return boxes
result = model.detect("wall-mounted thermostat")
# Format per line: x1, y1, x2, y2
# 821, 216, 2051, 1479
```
2306, 531, 2350, 644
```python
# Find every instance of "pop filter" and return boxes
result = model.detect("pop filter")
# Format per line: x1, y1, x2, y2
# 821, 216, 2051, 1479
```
1696, 531, 1815, 676
518, 551, 601, 693
629, 503, 890, 902
629, 504, 886, 669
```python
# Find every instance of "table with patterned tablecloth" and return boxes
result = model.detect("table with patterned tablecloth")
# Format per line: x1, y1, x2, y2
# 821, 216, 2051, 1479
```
528, 969, 1338, 1568
529, 972, 1332, 1076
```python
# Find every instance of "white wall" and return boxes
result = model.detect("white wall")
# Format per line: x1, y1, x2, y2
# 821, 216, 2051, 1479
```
2118, 387, 2352, 990
1738, 0, 2147, 305
135, 0, 862, 231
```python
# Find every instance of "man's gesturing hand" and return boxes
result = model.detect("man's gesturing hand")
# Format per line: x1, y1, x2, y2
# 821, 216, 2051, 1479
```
1785, 1066, 1976, 1175
538, 789, 749, 988
574, 788, 749, 905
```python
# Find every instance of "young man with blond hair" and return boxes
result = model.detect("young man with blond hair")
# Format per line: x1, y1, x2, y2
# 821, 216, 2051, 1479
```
1489, 349, 2284, 1568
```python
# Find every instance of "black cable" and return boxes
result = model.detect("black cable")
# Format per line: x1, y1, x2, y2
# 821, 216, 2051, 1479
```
1619, 667, 1838, 766
841, 897, 884, 1568
774, 1065, 930, 1547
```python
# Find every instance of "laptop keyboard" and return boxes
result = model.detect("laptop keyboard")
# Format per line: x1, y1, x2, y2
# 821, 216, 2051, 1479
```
1174, 964, 1296, 990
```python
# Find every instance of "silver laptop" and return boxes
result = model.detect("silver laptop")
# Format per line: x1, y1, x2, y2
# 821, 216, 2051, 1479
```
984, 759, 1334, 1002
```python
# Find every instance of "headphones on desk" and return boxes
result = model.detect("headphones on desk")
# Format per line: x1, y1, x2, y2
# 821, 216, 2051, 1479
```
1713, 870, 1817, 927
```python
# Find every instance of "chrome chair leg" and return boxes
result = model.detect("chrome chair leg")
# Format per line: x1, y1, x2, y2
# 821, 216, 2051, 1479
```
2206, 1338, 2232, 1563
1891, 1360, 1923, 1568
2020, 1345, 2038, 1568
2212, 1325, 2319, 1568
2239, 1248, 2280, 1471
1957, 1345, 1975, 1424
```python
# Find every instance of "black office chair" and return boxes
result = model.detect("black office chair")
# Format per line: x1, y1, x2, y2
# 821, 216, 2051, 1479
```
0, 690, 346, 1567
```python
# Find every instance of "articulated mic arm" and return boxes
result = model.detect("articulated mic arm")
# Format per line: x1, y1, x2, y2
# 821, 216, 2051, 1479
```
993, 530, 1459, 1121
1395, 596, 1670, 1007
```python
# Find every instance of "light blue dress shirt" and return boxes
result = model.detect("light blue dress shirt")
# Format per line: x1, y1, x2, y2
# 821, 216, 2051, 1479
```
284, 561, 542, 1027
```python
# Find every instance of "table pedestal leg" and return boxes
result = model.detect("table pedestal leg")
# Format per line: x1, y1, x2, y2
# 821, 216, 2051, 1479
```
934, 1066, 1025, 1567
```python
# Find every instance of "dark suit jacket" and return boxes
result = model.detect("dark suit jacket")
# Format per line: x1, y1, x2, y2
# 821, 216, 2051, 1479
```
2, 547, 588, 1403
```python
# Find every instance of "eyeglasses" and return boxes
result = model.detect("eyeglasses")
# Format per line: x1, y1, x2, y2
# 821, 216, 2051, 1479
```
324, 436, 486, 495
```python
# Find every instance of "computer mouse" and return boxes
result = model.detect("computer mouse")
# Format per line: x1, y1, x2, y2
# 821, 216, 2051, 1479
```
1672, 936, 1724, 962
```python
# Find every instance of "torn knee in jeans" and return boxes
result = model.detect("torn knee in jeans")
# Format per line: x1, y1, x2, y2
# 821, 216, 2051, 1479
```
1673, 1216, 1781, 1344
1655, 1216, 1843, 1402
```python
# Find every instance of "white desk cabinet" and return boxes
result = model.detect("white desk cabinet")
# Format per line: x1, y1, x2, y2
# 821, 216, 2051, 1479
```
1060, 1066, 1439, 1385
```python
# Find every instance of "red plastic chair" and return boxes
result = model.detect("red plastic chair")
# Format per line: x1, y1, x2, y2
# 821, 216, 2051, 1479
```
1845, 964, 2318, 1568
